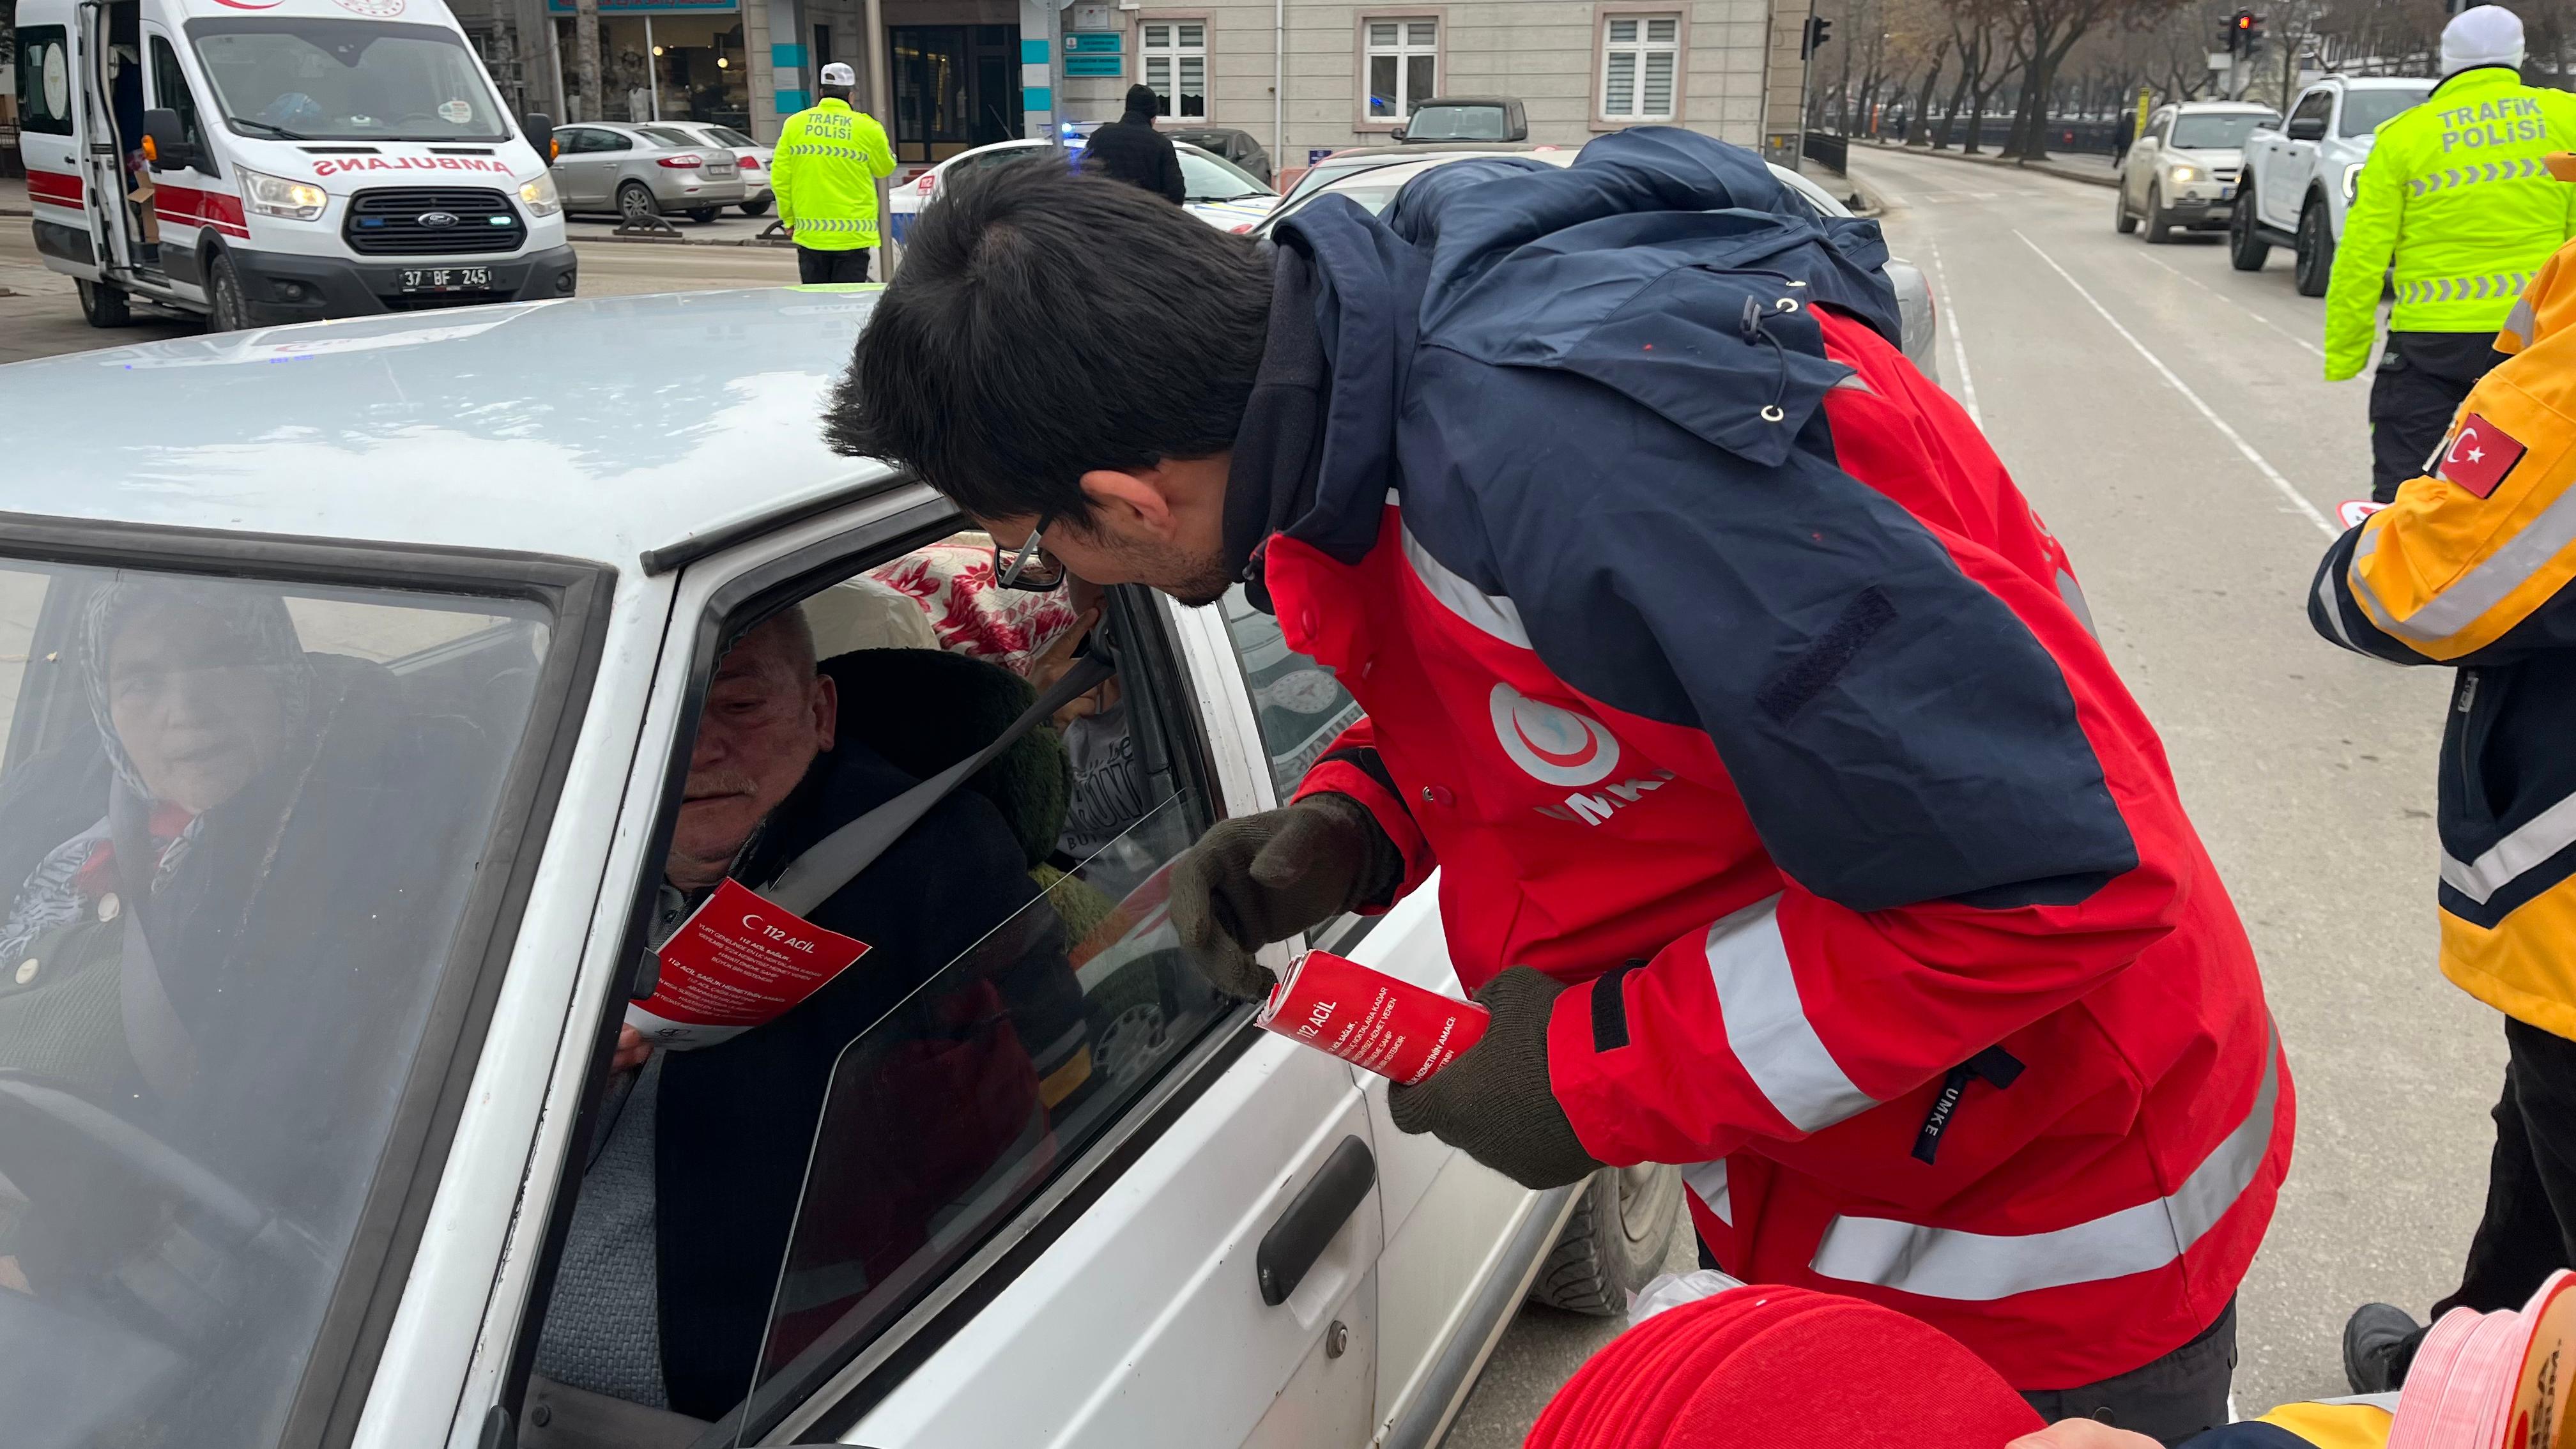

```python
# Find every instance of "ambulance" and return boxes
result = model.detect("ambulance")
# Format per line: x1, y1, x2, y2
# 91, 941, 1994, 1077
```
12, 0, 572, 330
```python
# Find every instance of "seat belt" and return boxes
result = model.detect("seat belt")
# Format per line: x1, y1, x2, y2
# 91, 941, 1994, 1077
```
762, 651, 1116, 916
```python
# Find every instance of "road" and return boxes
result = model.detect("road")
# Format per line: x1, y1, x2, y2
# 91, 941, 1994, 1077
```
1451, 143, 2501, 1443
0, 147, 2510, 1437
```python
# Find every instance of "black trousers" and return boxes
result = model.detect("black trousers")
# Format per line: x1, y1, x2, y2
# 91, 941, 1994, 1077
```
1698, 1236, 2235, 1446
2444, 1021, 2576, 1310
2370, 331, 2508, 503
795, 246, 873, 284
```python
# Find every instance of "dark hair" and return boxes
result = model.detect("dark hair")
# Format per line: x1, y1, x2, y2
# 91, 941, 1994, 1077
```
1124, 83, 1159, 117
826, 158, 1271, 524
818, 84, 854, 103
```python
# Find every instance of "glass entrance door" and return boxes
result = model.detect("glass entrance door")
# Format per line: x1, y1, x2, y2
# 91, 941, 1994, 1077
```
889, 24, 1021, 164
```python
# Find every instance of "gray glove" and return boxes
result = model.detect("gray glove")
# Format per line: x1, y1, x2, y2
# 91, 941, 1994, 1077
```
1387, 967, 1604, 1190
1168, 792, 1402, 999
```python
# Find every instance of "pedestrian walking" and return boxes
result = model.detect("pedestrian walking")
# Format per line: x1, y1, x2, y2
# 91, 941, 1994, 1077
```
2326, 5, 2576, 502
830, 132, 2288, 1445
1080, 84, 1186, 204
771, 61, 896, 284
2317, 152, 2576, 1397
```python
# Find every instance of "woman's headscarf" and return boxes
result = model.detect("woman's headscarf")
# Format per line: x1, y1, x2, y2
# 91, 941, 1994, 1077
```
0, 580, 314, 962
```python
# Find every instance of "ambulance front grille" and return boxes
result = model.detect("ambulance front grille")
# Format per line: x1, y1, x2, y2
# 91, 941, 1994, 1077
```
343, 187, 525, 256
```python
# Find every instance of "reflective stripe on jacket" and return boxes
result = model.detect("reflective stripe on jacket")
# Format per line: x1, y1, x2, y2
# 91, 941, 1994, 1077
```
2315, 234, 2576, 1039
2326, 67, 2576, 379
770, 98, 895, 250
1265, 130, 2288, 1390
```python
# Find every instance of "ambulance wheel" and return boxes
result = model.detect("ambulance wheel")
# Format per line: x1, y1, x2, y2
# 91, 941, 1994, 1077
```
2143, 183, 2175, 243
2296, 196, 2335, 297
2228, 198, 2269, 271
618, 182, 660, 222
687, 206, 721, 223
2114, 186, 2137, 234
740, 197, 772, 217
1528, 1163, 1683, 1316
77, 279, 132, 328
208, 254, 249, 334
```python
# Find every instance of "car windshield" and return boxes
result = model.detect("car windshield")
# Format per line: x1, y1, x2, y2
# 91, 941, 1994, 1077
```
1281, 156, 1398, 207
188, 17, 508, 142
1406, 103, 1508, 141
0, 560, 552, 1448
709, 126, 757, 148
1181, 148, 1271, 201
2342, 87, 2432, 136
2172, 112, 2273, 148
640, 126, 702, 150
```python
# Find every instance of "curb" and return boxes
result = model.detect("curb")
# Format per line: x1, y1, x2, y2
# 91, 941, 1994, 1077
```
569, 229, 797, 249
1851, 137, 2121, 190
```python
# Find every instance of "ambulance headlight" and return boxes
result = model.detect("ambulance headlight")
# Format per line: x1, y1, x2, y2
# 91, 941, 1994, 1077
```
518, 171, 564, 217
239, 167, 328, 221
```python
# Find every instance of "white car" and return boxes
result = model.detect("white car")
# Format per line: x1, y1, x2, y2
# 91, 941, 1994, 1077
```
0, 290, 1676, 1449
2113, 101, 2278, 243
1256, 147, 1942, 383
2233, 75, 2436, 295
888, 139, 1281, 245
654, 120, 778, 217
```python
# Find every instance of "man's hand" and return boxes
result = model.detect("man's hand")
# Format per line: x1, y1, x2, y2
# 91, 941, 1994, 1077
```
613, 1024, 654, 1074
1167, 793, 1400, 999
2007, 1421, 2163, 1449
1386, 967, 1603, 1189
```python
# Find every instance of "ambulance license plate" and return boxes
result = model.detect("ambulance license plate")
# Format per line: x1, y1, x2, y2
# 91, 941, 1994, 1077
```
399, 266, 491, 294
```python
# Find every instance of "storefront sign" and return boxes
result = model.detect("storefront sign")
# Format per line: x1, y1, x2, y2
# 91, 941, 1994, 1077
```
1066, 32, 1121, 51
545, 0, 737, 13
1064, 55, 1123, 75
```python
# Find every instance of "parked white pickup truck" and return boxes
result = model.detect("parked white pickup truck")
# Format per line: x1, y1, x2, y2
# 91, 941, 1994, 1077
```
2230, 73, 2436, 295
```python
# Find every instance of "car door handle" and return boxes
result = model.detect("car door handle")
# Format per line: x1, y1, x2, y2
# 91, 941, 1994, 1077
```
1257, 1134, 1375, 1307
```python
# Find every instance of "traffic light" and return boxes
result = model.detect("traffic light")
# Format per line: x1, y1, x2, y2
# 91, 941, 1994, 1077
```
1804, 15, 1833, 56
2221, 10, 2264, 57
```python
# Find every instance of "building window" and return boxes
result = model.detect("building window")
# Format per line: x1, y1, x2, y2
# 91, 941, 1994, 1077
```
1365, 19, 1438, 121
1600, 15, 1679, 121
1140, 21, 1206, 118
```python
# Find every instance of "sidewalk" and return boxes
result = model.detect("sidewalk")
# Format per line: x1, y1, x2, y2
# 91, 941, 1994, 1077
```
1, 176, 27, 217
1848, 137, 2120, 190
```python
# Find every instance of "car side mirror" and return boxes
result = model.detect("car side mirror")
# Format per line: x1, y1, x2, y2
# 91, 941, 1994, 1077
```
521, 111, 557, 160
141, 109, 195, 172
1391, 123, 1407, 141
2287, 116, 2326, 141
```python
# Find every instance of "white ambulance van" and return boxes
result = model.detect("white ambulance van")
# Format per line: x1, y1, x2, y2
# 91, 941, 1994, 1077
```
12, 0, 572, 330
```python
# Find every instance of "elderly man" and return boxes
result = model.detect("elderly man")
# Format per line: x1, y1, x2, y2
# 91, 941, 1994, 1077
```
533, 608, 1078, 1418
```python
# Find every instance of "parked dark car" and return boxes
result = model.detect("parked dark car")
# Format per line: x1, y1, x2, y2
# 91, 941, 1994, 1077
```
1164, 126, 1271, 185
1397, 96, 1528, 143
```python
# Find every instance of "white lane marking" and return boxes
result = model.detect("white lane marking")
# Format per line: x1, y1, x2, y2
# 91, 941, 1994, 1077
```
2014, 228, 2335, 538
2131, 249, 2325, 359
1921, 235, 1981, 426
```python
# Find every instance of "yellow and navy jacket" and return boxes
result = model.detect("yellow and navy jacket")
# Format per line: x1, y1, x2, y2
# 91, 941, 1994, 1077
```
769, 97, 896, 250
2324, 66, 2576, 380
2313, 228, 2576, 1040
2183, 1395, 2396, 1449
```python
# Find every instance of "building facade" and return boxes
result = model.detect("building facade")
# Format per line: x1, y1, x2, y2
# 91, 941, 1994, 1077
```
450, 0, 1813, 175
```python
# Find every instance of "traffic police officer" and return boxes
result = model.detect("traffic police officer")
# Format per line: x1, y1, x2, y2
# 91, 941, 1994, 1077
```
771, 60, 897, 284
2327, 4, 2576, 502
2317, 153, 2576, 1395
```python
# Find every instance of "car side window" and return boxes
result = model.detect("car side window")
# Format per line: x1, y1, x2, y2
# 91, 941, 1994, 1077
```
146, 37, 209, 165
593, 129, 633, 153
2292, 89, 2334, 130
14, 26, 73, 136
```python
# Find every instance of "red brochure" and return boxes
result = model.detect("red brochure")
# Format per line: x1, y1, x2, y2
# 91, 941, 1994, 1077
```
1258, 949, 1489, 1085
626, 877, 872, 1048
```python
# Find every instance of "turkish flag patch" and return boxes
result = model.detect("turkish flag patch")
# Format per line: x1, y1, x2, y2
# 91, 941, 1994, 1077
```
2437, 413, 2527, 498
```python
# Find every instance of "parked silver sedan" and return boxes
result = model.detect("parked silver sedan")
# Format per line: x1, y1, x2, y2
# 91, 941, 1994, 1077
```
653, 120, 776, 217
549, 122, 749, 224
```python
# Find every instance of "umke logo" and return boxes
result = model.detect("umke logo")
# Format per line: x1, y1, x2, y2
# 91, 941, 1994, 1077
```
1489, 684, 1621, 787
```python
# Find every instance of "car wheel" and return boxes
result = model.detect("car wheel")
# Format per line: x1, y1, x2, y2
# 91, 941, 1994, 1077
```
740, 196, 772, 217
2228, 196, 2269, 271
1528, 1163, 1684, 1316
618, 181, 659, 222
2296, 196, 2335, 297
687, 206, 721, 224
2143, 183, 2174, 243
2114, 184, 2138, 234
76, 277, 132, 328
208, 252, 250, 333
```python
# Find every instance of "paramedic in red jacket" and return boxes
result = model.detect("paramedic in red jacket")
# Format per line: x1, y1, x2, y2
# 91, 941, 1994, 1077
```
829, 131, 2290, 1443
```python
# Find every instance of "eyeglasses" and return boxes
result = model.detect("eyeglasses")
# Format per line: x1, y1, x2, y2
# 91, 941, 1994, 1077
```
993, 517, 1068, 592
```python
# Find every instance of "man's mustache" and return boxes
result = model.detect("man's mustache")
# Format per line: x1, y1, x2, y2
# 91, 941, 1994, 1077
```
682, 770, 762, 802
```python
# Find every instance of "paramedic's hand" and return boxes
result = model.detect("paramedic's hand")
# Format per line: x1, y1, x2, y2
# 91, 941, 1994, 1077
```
2009, 1423, 2161, 1449
1169, 792, 1400, 999
612, 1024, 654, 1074
1387, 967, 1603, 1190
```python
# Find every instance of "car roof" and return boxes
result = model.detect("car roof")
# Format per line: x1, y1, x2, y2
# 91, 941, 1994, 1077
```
0, 290, 897, 567
2328, 75, 2437, 88
2171, 100, 2277, 112
1416, 96, 1517, 107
